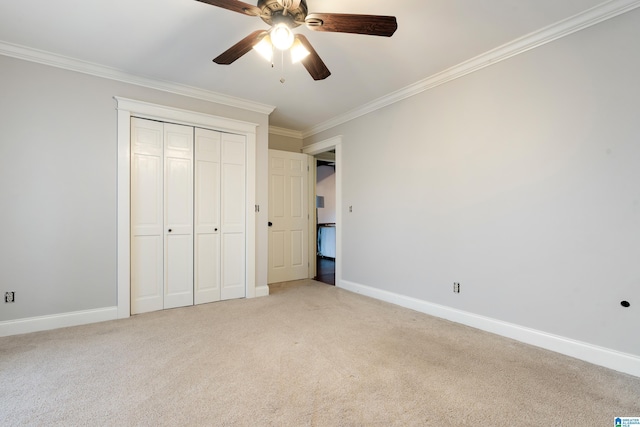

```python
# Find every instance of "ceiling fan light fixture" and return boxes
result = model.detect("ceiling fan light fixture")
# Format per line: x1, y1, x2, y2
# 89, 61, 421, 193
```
203, 0, 398, 80
252, 34, 273, 61
290, 38, 310, 63
271, 23, 294, 50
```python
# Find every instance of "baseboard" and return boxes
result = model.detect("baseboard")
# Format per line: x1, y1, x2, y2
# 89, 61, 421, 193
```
339, 280, 640, 378
0, 307, 118, 337
255, 285, 270, 298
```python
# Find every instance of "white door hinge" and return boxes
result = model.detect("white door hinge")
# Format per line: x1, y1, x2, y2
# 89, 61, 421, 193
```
255, 204, 260, 213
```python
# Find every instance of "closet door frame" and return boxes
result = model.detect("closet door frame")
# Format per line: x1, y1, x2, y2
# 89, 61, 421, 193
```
116, 97, 258, 318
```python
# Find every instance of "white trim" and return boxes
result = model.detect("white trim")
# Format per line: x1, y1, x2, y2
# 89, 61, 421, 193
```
255, 285, 270, 297
115, 97, 260, 319
117, 108, 131, 319
268, 126, 304, 139
307, 155, 317, 279
0, 41, 275, 116
302, 0, 640, 138
303, 137, 343, 286
0, 307, 118, 337
245, 125, 257, 299
3, 0, 637, 137
302, 136, 343, 155
339, 280, 640, 378
115, 97, 260, 133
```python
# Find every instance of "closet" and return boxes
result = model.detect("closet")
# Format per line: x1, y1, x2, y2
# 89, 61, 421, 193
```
130, 117, 246, 315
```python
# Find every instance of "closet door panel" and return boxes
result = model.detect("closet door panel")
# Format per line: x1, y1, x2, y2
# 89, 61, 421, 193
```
196, 161, 220, 232
195, 233, 220, 303
131, 235, 163, 314
131, 118, 164, 314
221, 233, 246, 300
195, 128, 222, 304
165, 233, 194, 308
222, 163, 245, 229
164, 123, 194, 309
221, 136, 246, 232
221, 133, 246, 300
165, 157, 193, 233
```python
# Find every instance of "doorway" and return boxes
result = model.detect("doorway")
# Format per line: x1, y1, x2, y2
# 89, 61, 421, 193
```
303, 136, 342, 288
315, 156, 336, 285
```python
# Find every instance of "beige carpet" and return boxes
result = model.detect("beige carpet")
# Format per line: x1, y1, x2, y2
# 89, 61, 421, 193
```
1, 280, 639, 426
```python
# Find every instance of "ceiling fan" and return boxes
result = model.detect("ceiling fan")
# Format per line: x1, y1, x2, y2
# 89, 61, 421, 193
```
195, 0, 398, 80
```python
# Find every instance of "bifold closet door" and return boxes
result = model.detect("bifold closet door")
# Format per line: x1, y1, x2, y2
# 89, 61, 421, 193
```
131, 118, 194, 314
194, 128, 247, 303
131, 118, 164, 314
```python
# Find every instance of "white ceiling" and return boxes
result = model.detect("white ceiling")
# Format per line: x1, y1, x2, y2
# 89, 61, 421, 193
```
0, 0, 615, 132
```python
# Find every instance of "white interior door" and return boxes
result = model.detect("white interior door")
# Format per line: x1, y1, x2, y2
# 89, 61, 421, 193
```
131, 118, 164, 314
268, 150, 309, 284
194, 128, 221, 304
163, 123, 194, 309
221, 133, 247, 300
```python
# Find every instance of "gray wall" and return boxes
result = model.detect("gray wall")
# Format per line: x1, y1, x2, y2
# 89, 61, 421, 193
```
0, 55, 269, 321
305, 9, 640, 357
268, 132, 303, 152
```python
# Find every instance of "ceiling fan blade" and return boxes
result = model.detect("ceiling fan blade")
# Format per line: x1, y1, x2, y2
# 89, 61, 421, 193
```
213, 30, 268, 64
194, 0, 261, 17
295, 35, 331, 81
305, 13, 397, 37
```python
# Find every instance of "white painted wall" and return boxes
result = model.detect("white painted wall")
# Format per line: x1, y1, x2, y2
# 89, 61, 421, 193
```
0, 55, 270, 323
268, 132, 303, 152
304, 9, 640, 358
316, 165, 336, 224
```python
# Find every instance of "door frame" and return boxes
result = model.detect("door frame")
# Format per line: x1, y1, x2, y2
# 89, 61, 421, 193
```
115, 97, 258, 318
302, 136, 342, 287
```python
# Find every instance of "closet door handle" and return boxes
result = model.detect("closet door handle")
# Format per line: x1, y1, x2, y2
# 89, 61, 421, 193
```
268, 222, 273, 227
168, 229, 172, 233
214, 228, 218, 232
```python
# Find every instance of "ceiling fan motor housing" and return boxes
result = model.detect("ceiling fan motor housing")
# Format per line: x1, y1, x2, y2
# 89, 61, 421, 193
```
258, 0, 307, 27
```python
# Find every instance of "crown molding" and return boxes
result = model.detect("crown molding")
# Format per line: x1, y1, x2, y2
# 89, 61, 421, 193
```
0, 41, 276, 116
3, 0, 638, 135
268, 126, 304, 139
303, 0, 640, 138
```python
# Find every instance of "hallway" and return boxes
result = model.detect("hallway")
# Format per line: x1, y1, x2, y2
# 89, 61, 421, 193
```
315, 256, 335, 286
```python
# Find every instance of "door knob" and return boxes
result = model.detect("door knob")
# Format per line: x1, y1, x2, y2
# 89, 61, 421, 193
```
268, 222, 273, 227
214, 228, 218, 232
168, 229, 172, 233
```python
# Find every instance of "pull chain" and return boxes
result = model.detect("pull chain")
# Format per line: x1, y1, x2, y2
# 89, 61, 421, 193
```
280, 50, 286, 84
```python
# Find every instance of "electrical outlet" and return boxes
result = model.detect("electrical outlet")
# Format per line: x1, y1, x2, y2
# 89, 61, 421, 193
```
5, 291, 15, 303
453, 283, 460, 294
